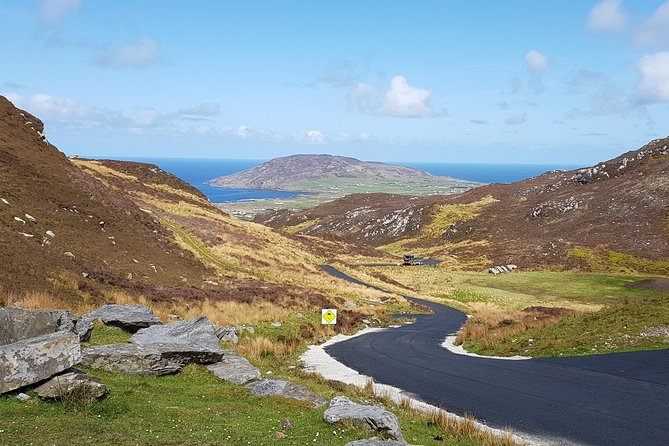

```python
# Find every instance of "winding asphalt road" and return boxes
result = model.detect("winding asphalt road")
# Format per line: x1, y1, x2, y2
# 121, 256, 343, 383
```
321, 266, 669, 446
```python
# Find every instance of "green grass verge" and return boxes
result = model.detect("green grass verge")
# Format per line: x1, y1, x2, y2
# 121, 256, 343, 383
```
464, 295, 669, 357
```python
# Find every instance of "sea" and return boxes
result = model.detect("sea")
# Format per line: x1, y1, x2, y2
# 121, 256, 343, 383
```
94, 157, 580, 204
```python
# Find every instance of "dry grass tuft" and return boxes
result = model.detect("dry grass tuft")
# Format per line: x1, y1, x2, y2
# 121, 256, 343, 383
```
456, 303, 573, 350
237, 336, 300, 360
427, 409, 519, 446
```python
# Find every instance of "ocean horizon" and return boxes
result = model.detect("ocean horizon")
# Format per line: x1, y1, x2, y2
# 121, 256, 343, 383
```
86, 156, 581, 203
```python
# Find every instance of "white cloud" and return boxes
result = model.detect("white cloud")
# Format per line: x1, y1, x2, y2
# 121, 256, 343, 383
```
4, 92, 24, 106
470, 119, 489, 125
635, 52, 669, 103
23, 93, 95, 121
505, 113, 527, 126
305, 130, 325, 144
357, 132, 371, 140
92, 37, 160, 69
377, 76, 434, 117
179, 102, 220, 116
587, 0, 627, 33
40, 0, 80, 25
636, 1, 669, 46
234, 125, 251, 138
525, 50, 549, 74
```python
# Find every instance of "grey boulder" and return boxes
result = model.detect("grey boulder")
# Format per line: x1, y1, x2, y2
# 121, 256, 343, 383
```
0, 331, 81, 394
34, 368, 107, 401
81, 304, 162, 334
0, 307, 78, 344
130, 317, 221, 351
81, 342, 223, 376
245, 379, 327, 408
324, 396, 404, 441
207, 356, 260, 384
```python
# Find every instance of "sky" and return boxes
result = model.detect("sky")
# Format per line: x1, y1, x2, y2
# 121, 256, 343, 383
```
1, 0, 669, 164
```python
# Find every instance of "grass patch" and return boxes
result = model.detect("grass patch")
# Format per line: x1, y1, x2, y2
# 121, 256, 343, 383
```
566, 247, 669, 275
422, 195, 497, 238
464, 295, 669, 357
284, 218, 320, 234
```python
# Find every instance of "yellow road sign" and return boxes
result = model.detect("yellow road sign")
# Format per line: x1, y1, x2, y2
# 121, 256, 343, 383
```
322, 309, 337, 324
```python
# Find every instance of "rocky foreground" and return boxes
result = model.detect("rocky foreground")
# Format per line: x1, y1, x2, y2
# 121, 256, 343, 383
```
1, 304, 418, 445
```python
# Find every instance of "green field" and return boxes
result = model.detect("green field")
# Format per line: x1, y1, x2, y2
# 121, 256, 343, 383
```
352, 265, 669, 357
217, 176, 480, 219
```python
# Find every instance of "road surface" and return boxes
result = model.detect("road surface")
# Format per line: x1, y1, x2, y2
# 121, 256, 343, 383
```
321, 266, 669, 446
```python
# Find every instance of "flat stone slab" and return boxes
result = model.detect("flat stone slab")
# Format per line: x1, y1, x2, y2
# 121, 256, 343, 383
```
206, 356, 260, 384
245, 379, 327, 408
34, 368, 107, 401
130, 317, 221, 351
325, 396, 404, 441
0, 331, 81, 394
82, 304, 162, 334
81, 342, 223, 375
346, 439, 411, 446
0, 307, 78, 344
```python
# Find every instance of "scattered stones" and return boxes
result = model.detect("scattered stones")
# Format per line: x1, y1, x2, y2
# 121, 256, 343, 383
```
18, 232, 34, 238
488, 264, 518, 275
324, 396, 404, 441
63, 251, 75, 258
206, 356, 260, 384
1, 198, 9, 205
0, 331, 81, 394
130, 317, 221, 352
24, 214, 37, 223
13, 216, 25, 224
34, 368, 107, 402
344, 300, 358, 309
215, 326, 239, 343
274, 431, 287, 440
271, 321, 282, 328
16, 393, 31, 402
81, 342, 223, 376
81, 304, 162, 333
245, 379, 327, 408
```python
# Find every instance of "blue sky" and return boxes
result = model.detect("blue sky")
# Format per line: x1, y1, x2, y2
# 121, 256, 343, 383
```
2, 0, 669, 164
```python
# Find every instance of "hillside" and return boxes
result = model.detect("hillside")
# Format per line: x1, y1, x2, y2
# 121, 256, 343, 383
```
0, 95, 397, 314
258, 138, 669, 273
209, 154, 433, 190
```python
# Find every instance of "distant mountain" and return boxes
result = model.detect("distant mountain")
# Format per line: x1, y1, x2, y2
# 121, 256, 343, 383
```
258, 138, 669, 272
209, 154, 434, 190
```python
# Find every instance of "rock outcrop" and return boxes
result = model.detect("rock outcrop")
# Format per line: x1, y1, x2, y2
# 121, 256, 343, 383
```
324, 396, 404, 441
0, 307, 78, 344
345, 439, 411, 446
81, 342, 223, 376
81, 304, 162, 337
245, 379, 327, 408
130, 316, 221, 351
0, 331, 81, 394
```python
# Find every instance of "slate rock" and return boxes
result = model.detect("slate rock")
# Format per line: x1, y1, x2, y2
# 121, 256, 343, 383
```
207, 355, 260, 384
215, 326, 239, 343
0, 307, 78, 344
0, 331, 81, 394
81, 342, 223, 376
130, 317, 221, 351
245, 379, 327, 408
82, 304, 162, 333
34, 368, 107, 401
325, 396, 404, 441
345, 438, 410, 446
